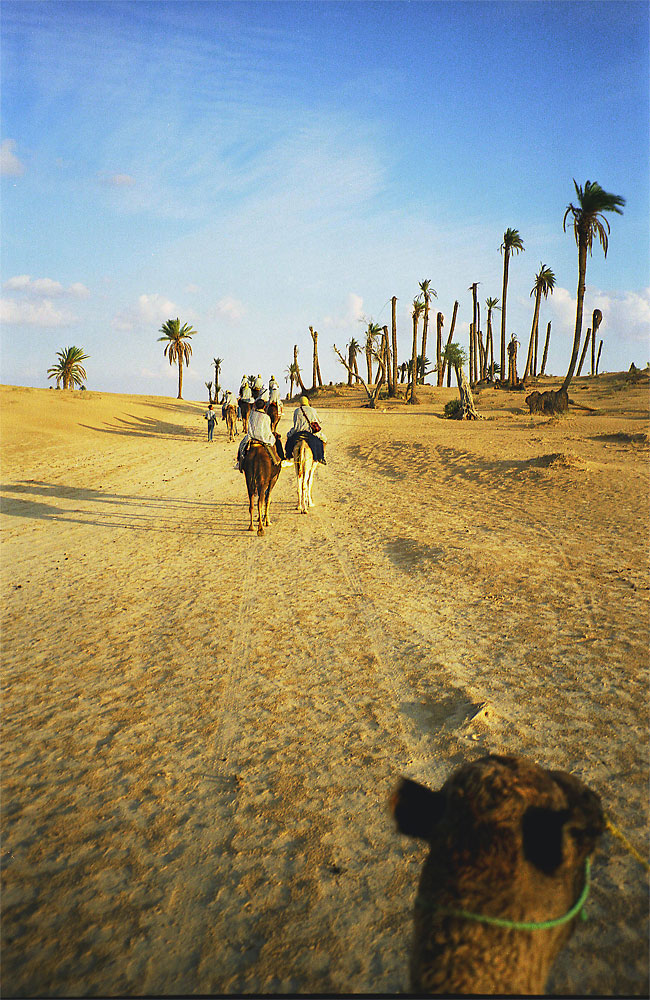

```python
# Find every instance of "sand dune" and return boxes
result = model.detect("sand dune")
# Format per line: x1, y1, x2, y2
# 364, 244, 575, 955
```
1, 374, 648, 996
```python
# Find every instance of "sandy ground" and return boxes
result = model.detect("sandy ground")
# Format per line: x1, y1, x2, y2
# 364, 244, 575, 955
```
1, 374, 648, 997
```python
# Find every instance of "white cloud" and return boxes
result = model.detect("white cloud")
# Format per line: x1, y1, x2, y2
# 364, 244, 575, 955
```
0, 298, 75, 327
549, 285, 650, 344
3, 275, 90, 298
590, 287, 650, 343
114, 293, 180, 331
215, 296, 246, 322
0, 139, 25, 177
322, 292, 365, 330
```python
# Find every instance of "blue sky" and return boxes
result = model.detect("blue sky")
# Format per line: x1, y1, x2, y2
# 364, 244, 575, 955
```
1, 0, 648, 396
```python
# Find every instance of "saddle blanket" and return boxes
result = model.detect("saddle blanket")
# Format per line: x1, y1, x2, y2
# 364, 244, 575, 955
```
285, 432, 324, 464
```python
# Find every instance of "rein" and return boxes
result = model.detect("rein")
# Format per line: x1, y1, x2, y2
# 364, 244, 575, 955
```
415, 857, 591, 932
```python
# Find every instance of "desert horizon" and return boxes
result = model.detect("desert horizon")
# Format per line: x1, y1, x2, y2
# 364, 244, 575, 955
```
1, 370, 649, 996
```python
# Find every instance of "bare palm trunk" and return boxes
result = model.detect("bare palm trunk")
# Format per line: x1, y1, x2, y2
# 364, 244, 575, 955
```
561, 236, 588, 394
436, 312, 444, 386
523, 289, 542, 381
439, 301, 459, 386
478, 329, 486, 381
539, 321, 551, 375
576, 328, 592, 377
383, 326, 393, 395
294, 345, 307, 393
391, 297, 398, 395
178, 359, 183, 399
468, 324, 474, 386
420, 305, 429, 384
409, 315, 419, 404
596, 340, 603, 374
500, 250, 511, 379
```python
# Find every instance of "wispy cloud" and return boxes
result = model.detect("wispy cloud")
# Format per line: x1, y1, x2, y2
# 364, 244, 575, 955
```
101, 172, 136, 187
215, 296, 246, 323
322, 293, 365, 330
0, 139, 25, 177
113, 293, 184, 332
0, 298, 76, 327
3, 275, 90, 298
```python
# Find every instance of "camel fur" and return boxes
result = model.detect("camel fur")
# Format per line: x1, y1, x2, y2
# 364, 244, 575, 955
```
293, 435, 316, 513
391, 754, 603, 995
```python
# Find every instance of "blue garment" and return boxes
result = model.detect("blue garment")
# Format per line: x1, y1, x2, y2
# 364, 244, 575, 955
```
285, 431, 324, 463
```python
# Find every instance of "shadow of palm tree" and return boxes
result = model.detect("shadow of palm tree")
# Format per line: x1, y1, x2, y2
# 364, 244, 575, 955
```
79, 413, 203, 440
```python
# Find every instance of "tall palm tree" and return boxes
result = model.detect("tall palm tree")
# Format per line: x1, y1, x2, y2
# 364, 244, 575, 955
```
499, 228, 525, 380
409, 299, 425, 404
213, 357, 223, 396
485, 297, 500, 380
418, 280, 437, 383
158, 318, 196, 399
47, 346, 89, 389
562, 180, 624, 393
523, 264, 555, 381
365, 322, 382, 383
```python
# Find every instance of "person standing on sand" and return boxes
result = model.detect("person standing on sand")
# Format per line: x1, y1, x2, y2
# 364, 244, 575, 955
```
286, 396, 327, 464
204, 404, 217, 442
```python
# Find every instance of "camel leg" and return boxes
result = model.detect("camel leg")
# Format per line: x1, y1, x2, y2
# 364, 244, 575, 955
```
307, 466, 315, 507
264, 488, 272, 526
257, 491, 264, 535
248, 492, 255, 531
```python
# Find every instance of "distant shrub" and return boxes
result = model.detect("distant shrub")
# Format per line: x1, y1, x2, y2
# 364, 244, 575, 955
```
444, 399, 463, 419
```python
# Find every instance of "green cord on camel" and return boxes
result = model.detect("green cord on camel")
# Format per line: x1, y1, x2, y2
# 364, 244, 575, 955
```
416, 857, 592, 931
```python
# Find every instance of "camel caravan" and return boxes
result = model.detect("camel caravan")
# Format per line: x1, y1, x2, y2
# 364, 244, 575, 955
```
213, 374, 327, 535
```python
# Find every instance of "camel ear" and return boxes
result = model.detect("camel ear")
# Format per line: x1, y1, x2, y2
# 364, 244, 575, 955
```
391, 778, 446, 841
522, 806, 570, 875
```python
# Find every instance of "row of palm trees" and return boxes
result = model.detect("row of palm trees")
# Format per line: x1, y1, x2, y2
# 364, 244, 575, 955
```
45, 179, 625, 409
330, 179, 624, 405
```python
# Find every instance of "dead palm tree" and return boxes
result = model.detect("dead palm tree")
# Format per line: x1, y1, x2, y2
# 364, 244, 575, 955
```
409, 299, 425, 404
591, 309, 603, 375
562, 180, 625, 393
158, 318, 196, 399
523, 264, 555, 381
390, 296, 398, 395
485, 297, 500, 380
499, 228, 525, 380
418, 280, 437, 383
309, 326, 323, 390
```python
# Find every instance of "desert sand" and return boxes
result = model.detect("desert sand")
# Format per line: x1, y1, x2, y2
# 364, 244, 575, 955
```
1, 373, 648, 997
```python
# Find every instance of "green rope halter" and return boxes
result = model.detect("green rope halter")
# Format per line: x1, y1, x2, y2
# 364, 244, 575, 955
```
415, 857, 591, 932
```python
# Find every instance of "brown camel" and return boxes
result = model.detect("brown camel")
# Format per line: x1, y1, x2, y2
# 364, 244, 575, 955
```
224, 404, 238, 441
238, 398, 250, 433
391, 754, 603, 995
243, 440, 282, 535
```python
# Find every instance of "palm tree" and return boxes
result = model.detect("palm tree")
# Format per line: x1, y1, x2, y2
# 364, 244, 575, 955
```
213, 357, 223, 397
365, 322, 382, 383
562, 180, 624, 393
284, 362, 300, 399
409, 299, 425, 404
523, 264, 555, 381
418, 280, 437, 383
441, 343, 479, 419
47, 346, 89, 389
499, 228, 525, 380
347, 337, 362, 385
485, 297, 500, 381
158, 318, 196, 399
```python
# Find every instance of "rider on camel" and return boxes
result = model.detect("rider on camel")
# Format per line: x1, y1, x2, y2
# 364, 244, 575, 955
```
237, 396, 281, 471
285, 396, 327, 465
